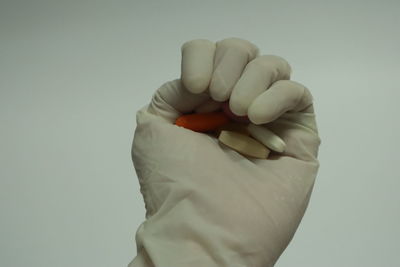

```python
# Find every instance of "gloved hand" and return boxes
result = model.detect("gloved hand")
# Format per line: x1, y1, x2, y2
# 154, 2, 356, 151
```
128, 38, 321, 267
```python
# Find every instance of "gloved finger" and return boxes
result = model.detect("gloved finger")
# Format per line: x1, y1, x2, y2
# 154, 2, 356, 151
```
194, 99, 222, 113
229, 55, 292, 116
181, 39, 216, 94
246, 80, 320, 161
247, 80, 314, 125
209, 38, 259, 101
147, 79, 210, 123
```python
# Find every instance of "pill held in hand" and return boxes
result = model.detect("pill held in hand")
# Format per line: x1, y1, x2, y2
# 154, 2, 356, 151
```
175, 111, 230, 132
218, 130, 270, 159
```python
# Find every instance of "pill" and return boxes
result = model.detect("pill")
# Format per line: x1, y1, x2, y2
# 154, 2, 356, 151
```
247, 124, 286, 152
175, 111, 230, 132
221, 101, 250, 124
218, 130, 270, 159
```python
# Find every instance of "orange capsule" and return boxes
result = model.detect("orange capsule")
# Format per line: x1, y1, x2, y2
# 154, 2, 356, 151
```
175, 111, 230, 132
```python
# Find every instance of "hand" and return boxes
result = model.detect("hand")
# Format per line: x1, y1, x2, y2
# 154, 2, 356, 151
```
129, 38, 321, 267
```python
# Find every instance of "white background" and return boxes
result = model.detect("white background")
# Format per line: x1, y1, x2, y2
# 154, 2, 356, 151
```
1, 0, 399, 266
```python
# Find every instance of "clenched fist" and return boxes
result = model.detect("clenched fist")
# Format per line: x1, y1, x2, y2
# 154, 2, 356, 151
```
128, 37, 321, 267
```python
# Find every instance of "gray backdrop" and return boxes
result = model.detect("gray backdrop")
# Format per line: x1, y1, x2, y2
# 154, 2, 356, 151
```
1, 0, 399, 266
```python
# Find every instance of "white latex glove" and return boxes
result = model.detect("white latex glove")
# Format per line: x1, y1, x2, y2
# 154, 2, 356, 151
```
128, 38, 321, 267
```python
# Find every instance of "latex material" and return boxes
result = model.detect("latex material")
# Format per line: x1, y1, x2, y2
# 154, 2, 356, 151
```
129, 38, 321, 267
